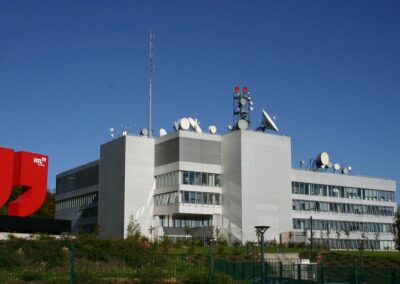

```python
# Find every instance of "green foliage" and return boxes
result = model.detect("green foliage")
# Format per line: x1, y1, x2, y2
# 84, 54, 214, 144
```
126, 215, 141, 239
395, 204, 400, 251
160, 236, 173, 253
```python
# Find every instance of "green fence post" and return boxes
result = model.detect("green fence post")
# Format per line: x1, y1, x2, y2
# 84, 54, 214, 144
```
279, 261, 283, 284
69, 242, 75, 284
319, 263, 324, 284
297, 263, 301, 281
354, 260, 359, 284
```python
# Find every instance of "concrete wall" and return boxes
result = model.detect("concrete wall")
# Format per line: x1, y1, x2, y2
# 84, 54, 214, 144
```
241, 131, 293, 243
221, 131, 243, 242
124, 135, 154, 238
98, 137, 126, 238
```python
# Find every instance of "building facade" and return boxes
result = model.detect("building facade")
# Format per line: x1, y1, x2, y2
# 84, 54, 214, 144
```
55, 128, 397, 250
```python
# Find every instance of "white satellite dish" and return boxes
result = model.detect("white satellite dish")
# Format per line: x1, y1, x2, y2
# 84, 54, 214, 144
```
159, 128, 167, 136
208, 125, 217, 134
237, 119, 248, 130
347, 166, 352, 171
178, 118, 190, 130
342, 167, 349, 175
140, 128, 148, 136
317, 152, 330, 167
257, 109, 279, 132
227, 125, 233, 130
188, 117, 197, 129
174, 121, 179, 131
122, 130, 127, 136
109, 128, 115, 138
334, 163, 341, 171
194, 124, 202, 133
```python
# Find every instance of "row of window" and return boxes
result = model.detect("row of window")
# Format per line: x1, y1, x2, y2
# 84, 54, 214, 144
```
292, 200, 394, 216
293, 218, 394, 233
154, 191, 221, 206
77, 207, 98, 219
155, 171, 179, 189
312, 239, 394, 250
56, 192, 98, 211
159, 215, 213, 228
292, 182, 394, 202
155, 171, 222, 189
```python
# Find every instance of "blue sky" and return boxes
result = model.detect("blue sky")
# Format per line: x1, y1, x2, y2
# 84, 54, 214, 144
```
0, 0, 399, 198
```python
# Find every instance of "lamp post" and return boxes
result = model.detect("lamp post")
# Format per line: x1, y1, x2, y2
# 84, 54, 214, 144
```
255, 226, 270, 284
207, 236, 216, 284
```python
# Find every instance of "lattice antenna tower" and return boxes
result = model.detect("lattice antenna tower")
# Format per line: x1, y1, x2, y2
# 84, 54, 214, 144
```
148, 29, 155, 137
232, 86, 254, 130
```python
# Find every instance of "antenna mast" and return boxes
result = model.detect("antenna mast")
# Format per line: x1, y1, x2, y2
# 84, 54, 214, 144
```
148, 29, 154, 137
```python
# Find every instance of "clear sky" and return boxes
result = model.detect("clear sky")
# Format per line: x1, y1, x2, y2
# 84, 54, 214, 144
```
0, 1, 399, 198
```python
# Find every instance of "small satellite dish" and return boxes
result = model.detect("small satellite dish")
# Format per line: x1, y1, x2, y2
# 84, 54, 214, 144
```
316, 152, 330, 167
240, 98, 247, 106
208, 125, 217, 134
249, 101, 254, 106
237, 119, 248, 130
249, 106, 254, 111
140, 128, 148, 136
194, 124, 202, 133
179, 118, 190, 130
347, 166, 352, 171
188, 117, 196, 129
257, 109, 279, 132
299, 160, 305, 168
342, 167, 349, 175
159, 128, 167, 136
122, 130, 127, 136
327, 162, 333, 168
227, 125, 233, 130
109, 128, 115, 138
334, 163, 341, 171
174, 121, 179, 131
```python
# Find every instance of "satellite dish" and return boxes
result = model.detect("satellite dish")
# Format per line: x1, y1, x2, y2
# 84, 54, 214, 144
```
159, 128, 167, 136
348, 166, 352, 171
122, 130, 127, 136
188, 117, 197, 129
316, 152, 330, 167
334, 163, 341, 171
173, 121, 179, 131
179, 118, 190, 130
109, 128, 115, 138
208, 125, 217, 134
257, 109, 279, 132
249, 106, 254, 111
342, 167, 349, 175
240, 98, 247, 106
227, 125, 233, 130
327, 162, 333, 168
140, 128, 148, 136
299, 160, 305, 168
237, 119, 248, 130
194, 124, 202, 133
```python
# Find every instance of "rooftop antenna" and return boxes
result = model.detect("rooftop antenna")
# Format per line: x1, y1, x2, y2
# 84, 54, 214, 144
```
148, 29, 154, 138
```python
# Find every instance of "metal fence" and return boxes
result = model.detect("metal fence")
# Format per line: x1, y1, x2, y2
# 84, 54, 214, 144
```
214, 258, 400, 284
1, 243, 400, 283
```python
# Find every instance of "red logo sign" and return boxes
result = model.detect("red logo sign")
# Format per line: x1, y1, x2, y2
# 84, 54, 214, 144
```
0, 147, 48, 217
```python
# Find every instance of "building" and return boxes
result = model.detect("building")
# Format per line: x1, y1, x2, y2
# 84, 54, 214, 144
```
55, 125, 397, 250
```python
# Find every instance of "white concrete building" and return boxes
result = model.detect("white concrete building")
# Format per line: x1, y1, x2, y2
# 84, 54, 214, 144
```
55, 126, 396, 250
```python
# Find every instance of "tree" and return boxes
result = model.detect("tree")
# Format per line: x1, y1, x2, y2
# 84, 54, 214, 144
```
394, 204, 400, 251
344, 227, 350, 251
126, 215, 141, 239
335, 230, 341, 249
